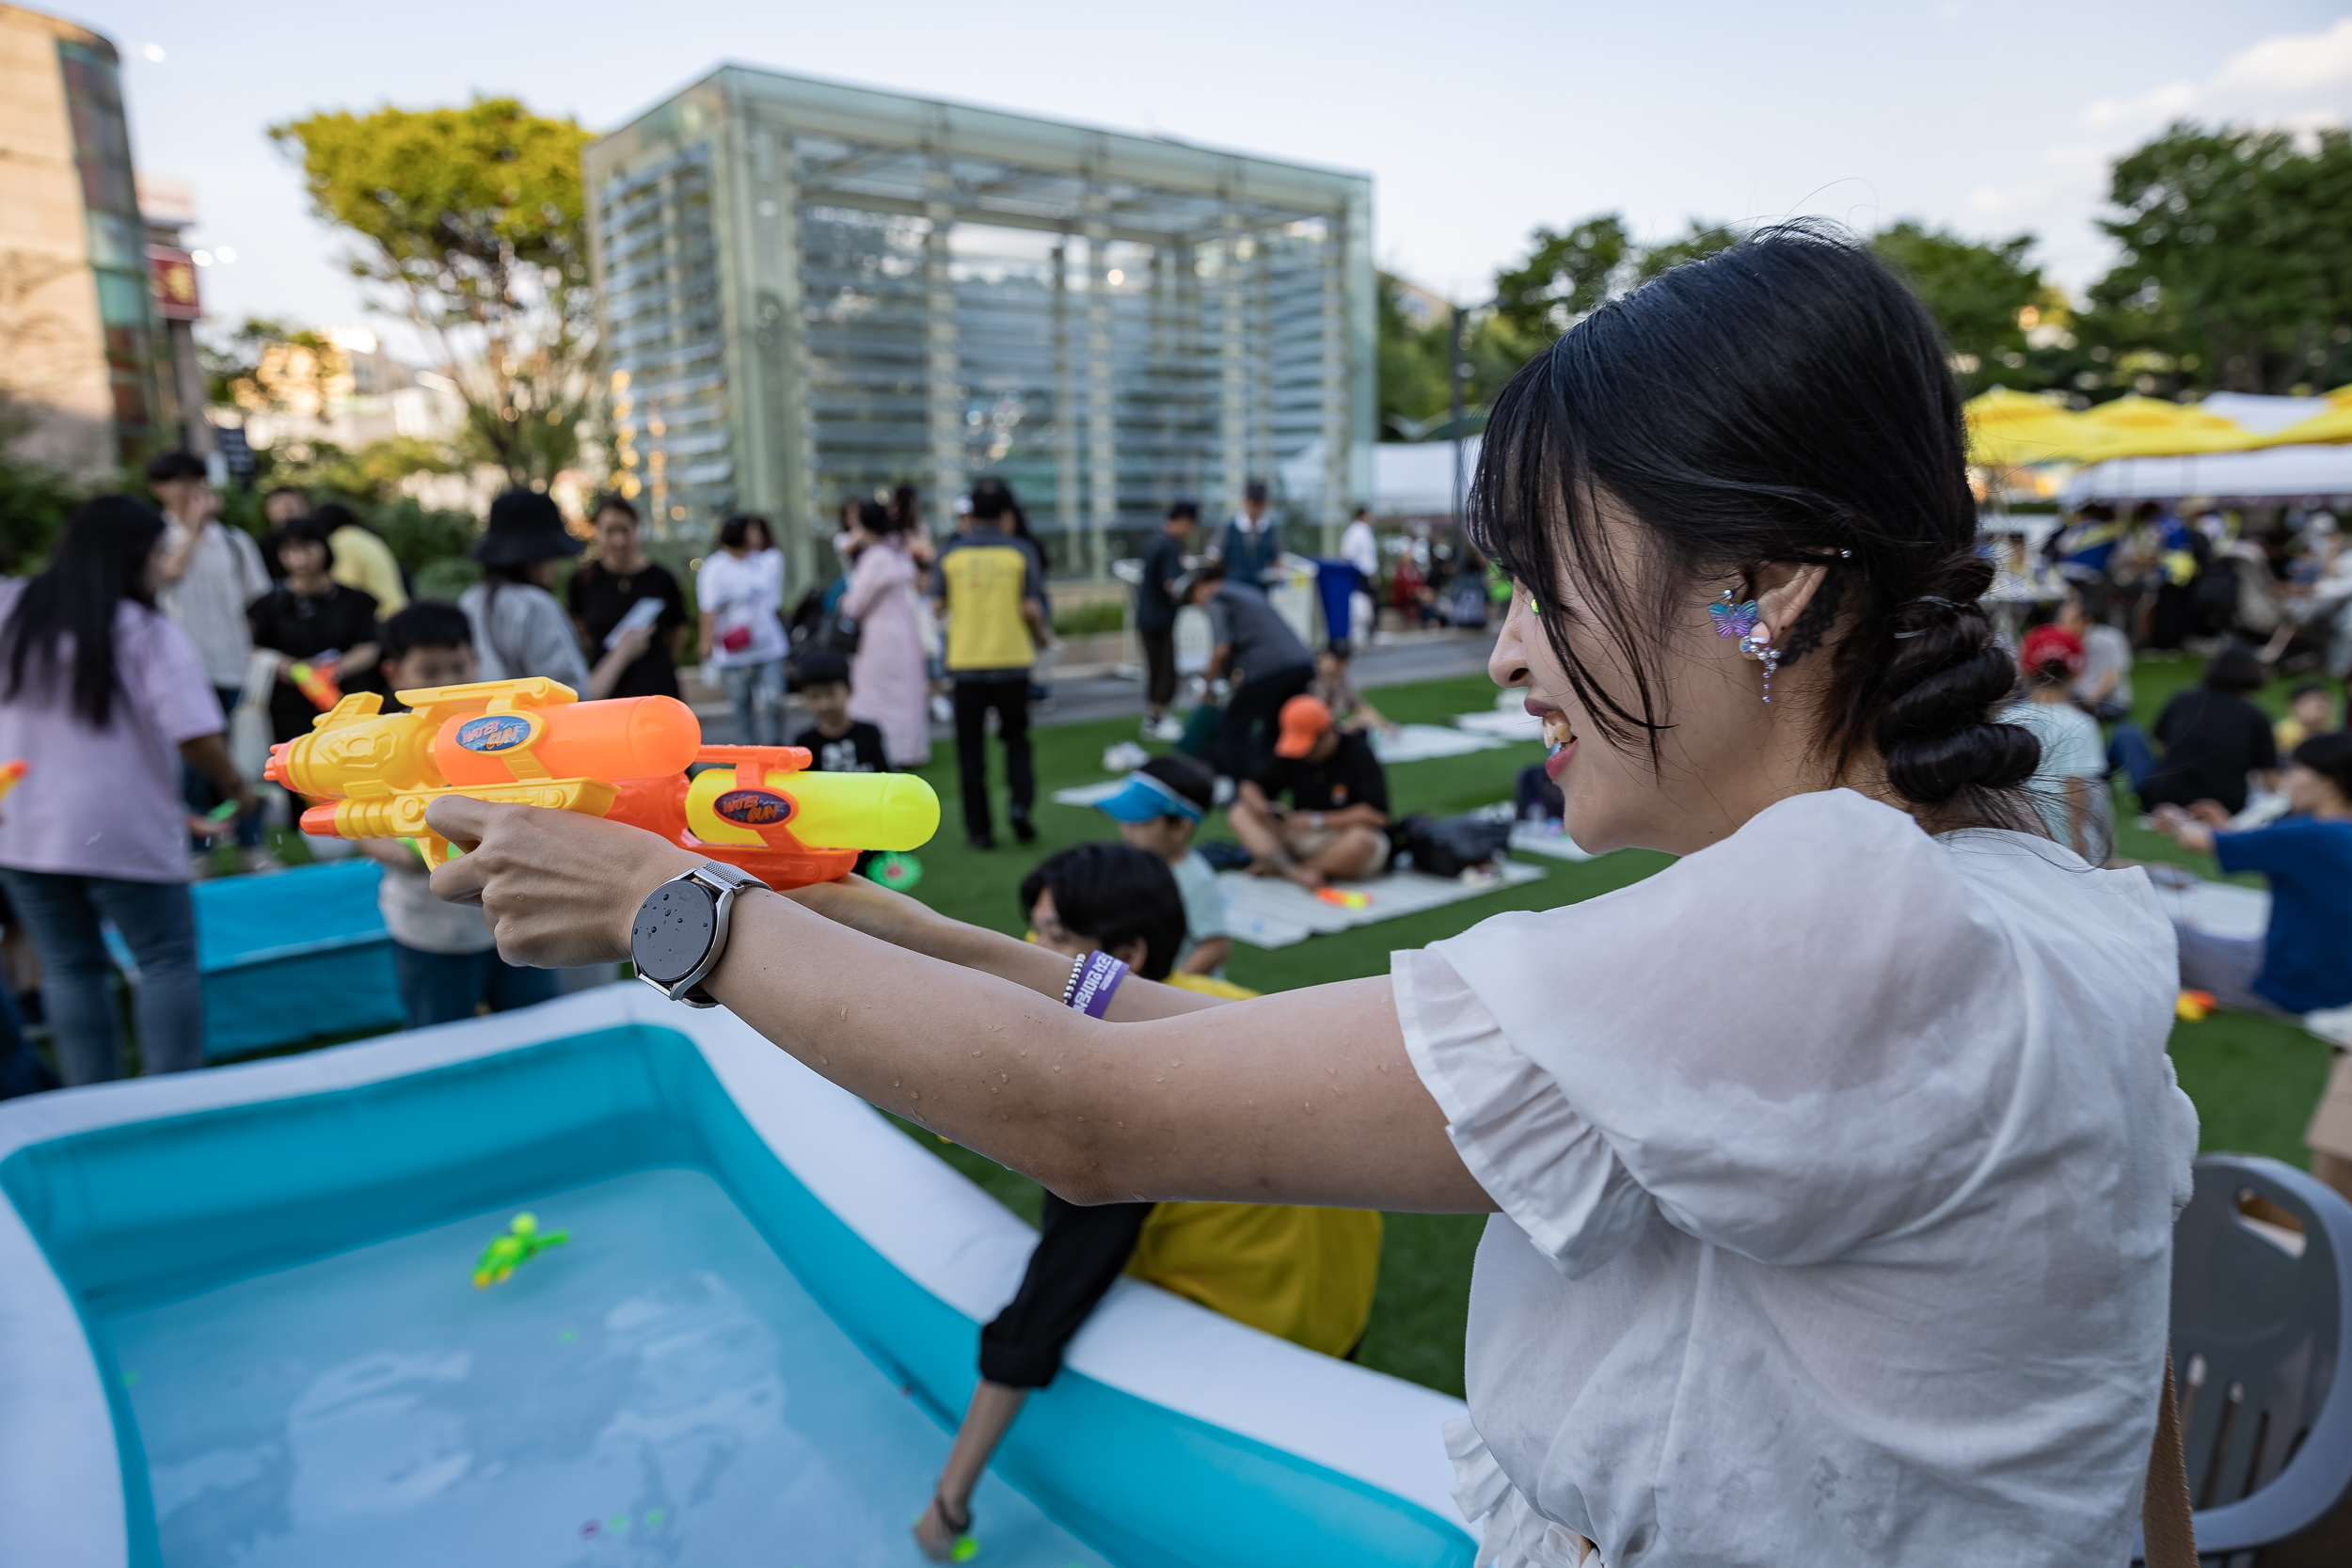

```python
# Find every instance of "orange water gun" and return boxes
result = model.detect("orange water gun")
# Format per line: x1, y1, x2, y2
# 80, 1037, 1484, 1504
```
263, 678, 938, 883
0, 760, 24, 802
288, 660, 342, 711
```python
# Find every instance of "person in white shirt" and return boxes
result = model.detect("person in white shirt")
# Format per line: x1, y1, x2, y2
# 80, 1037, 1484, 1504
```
147, 449, 273, 869
1340, 505, 1379, 643
696, 514, 789, 745
422, 228, 2196, 1567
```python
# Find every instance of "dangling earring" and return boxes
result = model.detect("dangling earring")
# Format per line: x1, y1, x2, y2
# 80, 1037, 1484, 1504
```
1708, 589, 1778, 704
1741, 625, 1781, 704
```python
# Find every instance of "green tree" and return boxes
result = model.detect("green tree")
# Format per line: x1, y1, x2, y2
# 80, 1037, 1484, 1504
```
0, 394, 86, 571
2092, 123, 2352, 394
1630, 220, 1743, 284
1867, 222, 2046, 394
269, 97, 596, 486
1493, 214, 1633, 340
1377, 273, 1452, 439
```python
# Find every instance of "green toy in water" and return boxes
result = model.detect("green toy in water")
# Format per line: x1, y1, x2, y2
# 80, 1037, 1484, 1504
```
473, 1212, 568, 1289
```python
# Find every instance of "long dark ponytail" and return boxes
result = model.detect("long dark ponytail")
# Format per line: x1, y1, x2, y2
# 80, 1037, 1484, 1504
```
1470, 220, 2036, 826
3, 495, 169, 728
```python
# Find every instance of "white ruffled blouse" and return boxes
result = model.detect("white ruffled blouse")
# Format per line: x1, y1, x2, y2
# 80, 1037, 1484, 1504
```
1394, 789, 2197, 1567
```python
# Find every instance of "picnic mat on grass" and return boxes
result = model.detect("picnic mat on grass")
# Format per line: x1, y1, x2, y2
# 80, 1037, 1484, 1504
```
1050, 779, 1128, 808
2148, 871, 2268, 942
1453, 708, 1545, 742
1507, 822, 1600, 863
1370, 723, 1507, 764
1218, 861, 1547, 949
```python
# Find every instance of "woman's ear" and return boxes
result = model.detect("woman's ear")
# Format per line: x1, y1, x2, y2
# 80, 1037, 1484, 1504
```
1110, 938, 1151, 973
1751, 560, 1829, 645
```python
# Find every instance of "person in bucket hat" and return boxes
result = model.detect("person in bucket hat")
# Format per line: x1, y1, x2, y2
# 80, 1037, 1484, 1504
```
458, 488, 592, 690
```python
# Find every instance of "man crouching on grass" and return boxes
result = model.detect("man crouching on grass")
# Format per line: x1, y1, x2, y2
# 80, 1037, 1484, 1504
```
1227, 694, 1391, 889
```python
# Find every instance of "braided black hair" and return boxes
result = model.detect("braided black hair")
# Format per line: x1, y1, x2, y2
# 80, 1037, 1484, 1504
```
1470, 220, 2039, 826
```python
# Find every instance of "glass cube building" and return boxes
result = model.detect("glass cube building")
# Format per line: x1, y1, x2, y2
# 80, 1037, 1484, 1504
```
582, 67, 1375, 580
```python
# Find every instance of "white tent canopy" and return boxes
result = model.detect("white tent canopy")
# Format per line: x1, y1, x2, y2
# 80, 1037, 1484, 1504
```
2198, 392, 2335, 436
2062, 444, 2352, 504
1369, 436, 1483, 517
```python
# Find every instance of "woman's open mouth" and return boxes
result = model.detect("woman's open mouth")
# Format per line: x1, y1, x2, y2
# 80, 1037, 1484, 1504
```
1528, 700, 1578, 781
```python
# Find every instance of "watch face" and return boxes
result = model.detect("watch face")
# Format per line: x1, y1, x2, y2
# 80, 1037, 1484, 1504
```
633, 880, 717, 984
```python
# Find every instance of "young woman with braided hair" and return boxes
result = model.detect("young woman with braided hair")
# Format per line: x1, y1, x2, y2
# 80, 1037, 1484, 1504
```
421, 225, 2192, 1566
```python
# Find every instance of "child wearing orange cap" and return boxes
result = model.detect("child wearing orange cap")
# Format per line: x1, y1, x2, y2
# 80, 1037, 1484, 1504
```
1227, 693, 1391, 889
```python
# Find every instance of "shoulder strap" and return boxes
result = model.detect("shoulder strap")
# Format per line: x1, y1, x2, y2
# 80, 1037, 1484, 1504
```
2143, 1352, 2198, 1568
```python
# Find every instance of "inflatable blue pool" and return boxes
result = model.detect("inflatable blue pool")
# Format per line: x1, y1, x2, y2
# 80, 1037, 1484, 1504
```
0, 988, 1475, 1566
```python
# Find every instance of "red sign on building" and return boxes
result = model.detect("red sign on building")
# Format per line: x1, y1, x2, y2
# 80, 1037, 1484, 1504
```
148, 246, 199, 322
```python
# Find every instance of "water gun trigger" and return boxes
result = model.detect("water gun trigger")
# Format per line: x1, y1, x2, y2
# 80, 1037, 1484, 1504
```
414, 833, 463, 869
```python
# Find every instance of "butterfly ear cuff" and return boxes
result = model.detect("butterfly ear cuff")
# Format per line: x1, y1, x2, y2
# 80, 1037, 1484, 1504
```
1709, 589, 1780, 704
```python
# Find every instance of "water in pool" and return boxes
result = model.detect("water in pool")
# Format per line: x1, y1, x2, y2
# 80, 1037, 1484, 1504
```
100, 1166, 1106, 1567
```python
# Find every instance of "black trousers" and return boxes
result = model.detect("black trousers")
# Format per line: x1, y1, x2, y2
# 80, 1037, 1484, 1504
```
951, 676, 1034, 838
1222, 663, 1315, 781
978, 1194, 1153, 1388
1139, 626, 1177, 709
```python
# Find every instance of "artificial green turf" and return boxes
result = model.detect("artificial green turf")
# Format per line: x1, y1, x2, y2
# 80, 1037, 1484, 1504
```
885, 657, 2342, 1399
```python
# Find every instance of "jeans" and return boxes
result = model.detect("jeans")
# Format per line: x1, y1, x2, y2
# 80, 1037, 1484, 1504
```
718, 658, 786, 746
2107, 721, 2156, 791
1222, 663, 1315, 782
951, 677, 1035, 840
183, 686, 262, 852
390, 942, 564, 1029
0, 868, 204, 1085
0, 979, 55, 1099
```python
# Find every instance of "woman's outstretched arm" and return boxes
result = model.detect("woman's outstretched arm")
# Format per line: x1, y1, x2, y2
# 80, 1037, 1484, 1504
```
425, 796, 1494, 1215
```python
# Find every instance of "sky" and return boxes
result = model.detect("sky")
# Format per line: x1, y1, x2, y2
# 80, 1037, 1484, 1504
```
58, 0, 2352, 356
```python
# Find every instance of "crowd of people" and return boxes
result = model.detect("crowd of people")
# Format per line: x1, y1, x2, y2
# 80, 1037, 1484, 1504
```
9, 241, 2352, 1557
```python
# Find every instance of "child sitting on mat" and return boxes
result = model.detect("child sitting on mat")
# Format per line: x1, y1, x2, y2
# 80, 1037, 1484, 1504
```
1089, 752, 1232, 978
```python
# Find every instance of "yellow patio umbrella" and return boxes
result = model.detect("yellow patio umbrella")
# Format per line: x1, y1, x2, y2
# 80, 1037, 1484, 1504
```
1963, 387, 2083, 467
2064, 394, 2265, 463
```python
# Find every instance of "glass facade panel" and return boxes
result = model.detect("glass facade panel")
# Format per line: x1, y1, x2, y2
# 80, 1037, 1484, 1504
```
595, 145, 730, 531
56, 39, 158, 465
584, 69, 1372, 572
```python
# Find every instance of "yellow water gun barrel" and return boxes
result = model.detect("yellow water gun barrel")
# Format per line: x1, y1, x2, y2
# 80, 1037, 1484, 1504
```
683, 766, 940, 850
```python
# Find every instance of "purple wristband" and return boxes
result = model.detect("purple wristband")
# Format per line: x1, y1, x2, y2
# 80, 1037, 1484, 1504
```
1064, 951, 1129, 1019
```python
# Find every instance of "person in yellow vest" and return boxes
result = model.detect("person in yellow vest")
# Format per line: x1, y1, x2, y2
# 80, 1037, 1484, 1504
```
908, 842, 1381, 1560
311, 502, 409, 616
930, 479, 1048, 848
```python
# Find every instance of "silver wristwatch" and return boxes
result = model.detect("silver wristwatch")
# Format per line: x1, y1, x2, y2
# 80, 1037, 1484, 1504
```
630, 863, 769, 1007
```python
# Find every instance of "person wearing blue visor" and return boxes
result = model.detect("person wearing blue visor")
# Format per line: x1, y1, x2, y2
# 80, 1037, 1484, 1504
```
1092, 753, 1231, 977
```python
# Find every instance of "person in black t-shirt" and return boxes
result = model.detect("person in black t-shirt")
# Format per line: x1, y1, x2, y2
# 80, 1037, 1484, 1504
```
567, 495, 687, 700
246, 515, 379, 745
1230, 693, 1390, 888
788, 649, 890, 772
1135, 500, 1199, 739
2119, 643, 2280, 816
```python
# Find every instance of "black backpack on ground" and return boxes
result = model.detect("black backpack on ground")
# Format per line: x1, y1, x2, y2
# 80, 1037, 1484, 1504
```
1393, 812, 1513, 878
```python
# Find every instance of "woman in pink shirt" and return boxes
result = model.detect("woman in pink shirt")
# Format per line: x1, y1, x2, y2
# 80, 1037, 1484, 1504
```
0, 498, 256, 1085
838, 499, 932, 767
